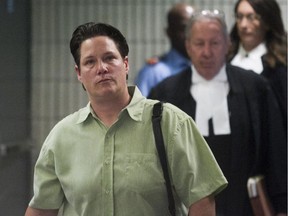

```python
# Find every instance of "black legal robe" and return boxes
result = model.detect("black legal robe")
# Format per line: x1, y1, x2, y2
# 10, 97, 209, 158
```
148, 64, 287, 215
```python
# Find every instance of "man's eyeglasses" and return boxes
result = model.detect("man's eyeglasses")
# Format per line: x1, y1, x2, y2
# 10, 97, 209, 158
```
193, 9, 225, 19
186, 9, 227, 38
235, 13, 261, 23
190, 9, 226, 25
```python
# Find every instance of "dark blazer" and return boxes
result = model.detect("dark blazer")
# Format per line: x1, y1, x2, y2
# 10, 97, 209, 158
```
261, 61, 287, 130
148, 64, 287, 215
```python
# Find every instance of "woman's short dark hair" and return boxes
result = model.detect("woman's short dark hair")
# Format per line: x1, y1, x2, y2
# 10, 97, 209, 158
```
70, 22, 129, 67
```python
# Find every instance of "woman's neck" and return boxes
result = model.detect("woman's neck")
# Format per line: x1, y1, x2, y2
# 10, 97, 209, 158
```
90, 92, 131, 127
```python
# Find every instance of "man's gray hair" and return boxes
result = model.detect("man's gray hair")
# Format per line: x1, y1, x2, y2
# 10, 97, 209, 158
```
185, 10, 228, 40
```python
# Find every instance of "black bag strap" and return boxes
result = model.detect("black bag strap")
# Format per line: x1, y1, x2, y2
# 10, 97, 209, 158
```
152, 102, 176, 216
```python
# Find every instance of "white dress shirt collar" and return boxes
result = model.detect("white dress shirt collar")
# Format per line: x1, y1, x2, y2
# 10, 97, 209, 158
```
192, 65, 228, 83
231, 42, 267, 74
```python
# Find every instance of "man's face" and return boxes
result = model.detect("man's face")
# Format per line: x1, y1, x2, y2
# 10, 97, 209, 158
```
236, 0, 266, 51
75, 36, 129, 101
185, 19, 228, 80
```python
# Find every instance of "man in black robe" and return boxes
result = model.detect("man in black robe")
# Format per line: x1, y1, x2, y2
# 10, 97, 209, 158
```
149, 10, 287, 216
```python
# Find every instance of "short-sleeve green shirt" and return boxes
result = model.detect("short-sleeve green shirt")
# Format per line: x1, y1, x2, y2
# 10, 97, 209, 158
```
29, 86, 227, 216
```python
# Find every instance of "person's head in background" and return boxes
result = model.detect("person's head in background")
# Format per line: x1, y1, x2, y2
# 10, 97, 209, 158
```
166, 2, 195, 58
185, 10, 229, 80
228, 0, 287, 67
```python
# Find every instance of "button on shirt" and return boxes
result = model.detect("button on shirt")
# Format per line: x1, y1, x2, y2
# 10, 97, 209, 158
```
135, 49, 191, 97
29, 86, 227, 216
231, 43, 267, 74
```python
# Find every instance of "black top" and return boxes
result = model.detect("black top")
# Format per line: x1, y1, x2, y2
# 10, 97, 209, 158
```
261, 61, 287, 131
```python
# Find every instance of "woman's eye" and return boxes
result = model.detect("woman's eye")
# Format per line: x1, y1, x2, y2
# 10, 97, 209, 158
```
85, 59, 94, 66
105, 55, 115, 61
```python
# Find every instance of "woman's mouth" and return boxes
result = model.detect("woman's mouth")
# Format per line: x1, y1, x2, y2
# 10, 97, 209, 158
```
98, 78, 113, 84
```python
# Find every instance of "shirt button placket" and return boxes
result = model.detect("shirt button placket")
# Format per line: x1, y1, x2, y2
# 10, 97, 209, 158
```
103, 131, 114, 216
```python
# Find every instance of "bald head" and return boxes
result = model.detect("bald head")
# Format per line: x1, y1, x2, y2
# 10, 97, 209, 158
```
167, 3, 194, 27
166, 3, 195, 58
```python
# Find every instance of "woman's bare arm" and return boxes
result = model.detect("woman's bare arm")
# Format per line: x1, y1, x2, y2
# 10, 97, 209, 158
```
188, 195, 215, 216
24, 207, 59, 216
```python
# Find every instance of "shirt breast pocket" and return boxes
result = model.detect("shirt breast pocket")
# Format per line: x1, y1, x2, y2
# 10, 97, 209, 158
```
121, 153, 166, 195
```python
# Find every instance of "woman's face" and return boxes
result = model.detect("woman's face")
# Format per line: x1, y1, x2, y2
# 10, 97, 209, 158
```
75, 36, 129, 102
235, 0, 267, 51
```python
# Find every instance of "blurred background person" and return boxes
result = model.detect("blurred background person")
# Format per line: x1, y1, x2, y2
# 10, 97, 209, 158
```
149, 9, 287, 216
134, 2, 194, 97
227, 0, 287, 131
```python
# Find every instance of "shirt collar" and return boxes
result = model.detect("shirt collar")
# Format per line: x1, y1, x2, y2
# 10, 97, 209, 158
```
75, 86, 146, 124
239, 42, 267, 59
124, 86, 146, 122
192, 65, 227, 83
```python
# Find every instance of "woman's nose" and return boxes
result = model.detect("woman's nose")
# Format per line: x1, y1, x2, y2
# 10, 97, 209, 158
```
96, 61, 108, 74
238, 17, 249, 28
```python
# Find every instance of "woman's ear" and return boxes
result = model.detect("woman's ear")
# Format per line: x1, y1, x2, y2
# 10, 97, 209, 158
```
75, 65, 86, 91
124, 56, 129, 71
75, 65, 81, 82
